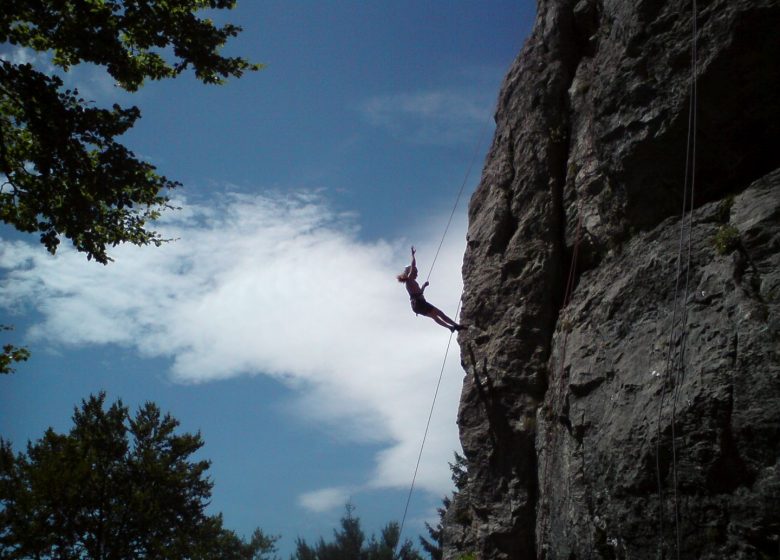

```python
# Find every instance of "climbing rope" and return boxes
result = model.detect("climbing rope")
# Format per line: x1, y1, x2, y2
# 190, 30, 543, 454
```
424, 117, 492, 284
396, 112, 491, 552
397, 303, 461, 549
670, 4, 699, 554
655, 1, 698, 558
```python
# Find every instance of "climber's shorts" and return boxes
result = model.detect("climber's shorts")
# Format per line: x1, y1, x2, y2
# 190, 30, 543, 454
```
411, 295, 434, 315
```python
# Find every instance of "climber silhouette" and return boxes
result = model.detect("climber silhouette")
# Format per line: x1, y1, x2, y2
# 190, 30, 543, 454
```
397, 246, 463, 332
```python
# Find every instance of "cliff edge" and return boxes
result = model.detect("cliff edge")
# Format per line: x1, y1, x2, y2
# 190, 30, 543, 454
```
447, 0, 780, 558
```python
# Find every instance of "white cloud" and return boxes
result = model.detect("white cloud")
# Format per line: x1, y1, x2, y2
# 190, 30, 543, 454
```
360, 89, 494, 145
0, 189, 466, 501
299, 487, 354, 514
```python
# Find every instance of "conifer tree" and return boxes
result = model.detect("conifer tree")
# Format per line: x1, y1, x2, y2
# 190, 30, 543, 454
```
419, 452, 470, 559
292, 504, 422, 560
0, 392, 277, 559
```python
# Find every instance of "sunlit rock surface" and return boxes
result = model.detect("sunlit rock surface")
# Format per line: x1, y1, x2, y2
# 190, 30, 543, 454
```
446, 0, 780, 558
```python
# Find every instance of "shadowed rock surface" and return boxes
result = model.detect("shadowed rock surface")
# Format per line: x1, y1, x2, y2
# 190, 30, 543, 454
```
445, 0, 780, 558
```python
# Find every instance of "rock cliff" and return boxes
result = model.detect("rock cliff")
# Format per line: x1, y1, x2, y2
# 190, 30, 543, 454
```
446, 0, 780, 558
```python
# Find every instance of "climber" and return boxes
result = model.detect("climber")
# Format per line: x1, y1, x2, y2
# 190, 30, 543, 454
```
397, 246, 464, 332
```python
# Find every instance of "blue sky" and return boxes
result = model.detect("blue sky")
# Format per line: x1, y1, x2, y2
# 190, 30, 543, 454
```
0, 1, 535, 556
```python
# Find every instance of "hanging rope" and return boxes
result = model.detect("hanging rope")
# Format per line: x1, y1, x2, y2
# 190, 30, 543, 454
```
424, 118, 492, 284
670, 2, 699, 554
396, 110, 492, 554
397, 302, 461, 550
655, 1, 698, 558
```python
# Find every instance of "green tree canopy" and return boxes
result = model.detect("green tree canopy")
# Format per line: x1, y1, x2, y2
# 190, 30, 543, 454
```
0, 325, 29, 375
0, 0, 261, 264
292, 504, 423, 560
0, 392, 278, 559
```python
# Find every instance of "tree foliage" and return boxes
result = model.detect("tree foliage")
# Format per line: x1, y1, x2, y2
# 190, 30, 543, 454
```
0, 392, 278, 559
292, 504, 422, 560
418, 497, 447, 560
0, 0, 261, 264
418, 452, 470, 559
0, 325, 29, 374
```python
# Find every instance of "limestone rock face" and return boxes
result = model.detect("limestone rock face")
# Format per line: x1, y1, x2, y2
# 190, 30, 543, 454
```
447, 0, 780, 558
